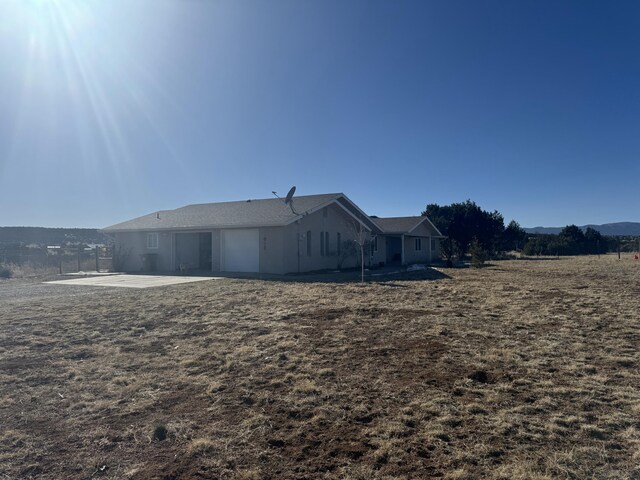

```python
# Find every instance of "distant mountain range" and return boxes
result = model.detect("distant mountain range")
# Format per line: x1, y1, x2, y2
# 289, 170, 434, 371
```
524, 222, 640, 236
0, 227, 109, 246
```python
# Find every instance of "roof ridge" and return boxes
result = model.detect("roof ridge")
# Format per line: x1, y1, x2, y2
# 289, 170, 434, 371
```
179, 192, 343, 209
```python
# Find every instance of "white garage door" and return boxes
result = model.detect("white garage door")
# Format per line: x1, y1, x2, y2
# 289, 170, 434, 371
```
222, 229, 260, 272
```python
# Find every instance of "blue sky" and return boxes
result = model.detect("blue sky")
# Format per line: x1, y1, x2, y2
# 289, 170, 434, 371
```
1, 0, 639, 228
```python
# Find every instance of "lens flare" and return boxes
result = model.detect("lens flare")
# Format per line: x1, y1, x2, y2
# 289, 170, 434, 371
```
1, 0, 184, 204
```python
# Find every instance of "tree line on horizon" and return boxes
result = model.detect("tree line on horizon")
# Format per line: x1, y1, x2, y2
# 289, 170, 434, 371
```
423, 200, 638, 265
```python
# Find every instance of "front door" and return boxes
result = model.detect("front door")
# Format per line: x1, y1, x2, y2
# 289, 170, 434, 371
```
386, 236, 402, 265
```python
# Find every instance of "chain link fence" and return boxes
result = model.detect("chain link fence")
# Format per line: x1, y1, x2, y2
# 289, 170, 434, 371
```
0, 245, 114, 277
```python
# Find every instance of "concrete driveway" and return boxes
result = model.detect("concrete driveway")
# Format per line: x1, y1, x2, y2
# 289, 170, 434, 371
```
46, 274, 221, 289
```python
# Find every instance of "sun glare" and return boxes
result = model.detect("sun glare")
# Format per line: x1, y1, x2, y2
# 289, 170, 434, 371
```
2, 0, 177, 200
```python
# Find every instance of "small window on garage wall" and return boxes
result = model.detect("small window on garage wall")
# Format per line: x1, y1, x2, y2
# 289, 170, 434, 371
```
325, 232, 330, 255
415, 238, 422, 251
307, 231, 312, 256
263, 236, 267, 251
431, 238, 436, 250
323, 207, 328, 218
147, 233, 158, 249
337, 233, 341, 255
372, 236, 378, 252
320, 231, 325, 256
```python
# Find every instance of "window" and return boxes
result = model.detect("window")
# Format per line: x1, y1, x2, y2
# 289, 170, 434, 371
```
263, 236, 267, 251
147, 233, 158, 249
323, 207, 328, 218
337, 233, 341, 255
415, 238, 422, 251
320, 231, 325, 256
325, 232, 330, 255
372, 236, 378, 252
431, 238, 436, 251
307, 231, 312, 256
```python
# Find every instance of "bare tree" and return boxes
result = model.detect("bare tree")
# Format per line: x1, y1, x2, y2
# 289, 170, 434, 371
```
345, 219, 371, 283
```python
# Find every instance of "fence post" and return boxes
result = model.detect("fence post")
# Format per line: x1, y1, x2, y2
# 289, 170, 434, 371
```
77, 245, 81, 272
95, 247, 99, 273
59, 250, 63, 275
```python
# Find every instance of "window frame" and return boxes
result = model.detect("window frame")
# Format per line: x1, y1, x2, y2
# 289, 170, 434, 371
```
415, 238, 422, 251
147, 232, 159, 249
307, 230, 312, 256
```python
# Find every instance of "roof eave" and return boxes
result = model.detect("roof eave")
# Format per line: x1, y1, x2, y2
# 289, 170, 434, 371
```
102, 221, 290, 233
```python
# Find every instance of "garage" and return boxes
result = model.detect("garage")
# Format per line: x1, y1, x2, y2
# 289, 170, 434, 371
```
221, 228, 260, 272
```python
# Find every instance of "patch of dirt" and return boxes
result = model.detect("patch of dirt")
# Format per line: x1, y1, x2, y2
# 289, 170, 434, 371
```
0, 255, 639, 479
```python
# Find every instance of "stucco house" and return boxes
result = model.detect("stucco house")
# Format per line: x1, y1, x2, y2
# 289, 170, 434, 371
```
102, 193, 443, 274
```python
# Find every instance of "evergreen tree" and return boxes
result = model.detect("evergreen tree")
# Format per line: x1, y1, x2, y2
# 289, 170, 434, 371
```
423, 200, 505, 257
501, 220, 527, 252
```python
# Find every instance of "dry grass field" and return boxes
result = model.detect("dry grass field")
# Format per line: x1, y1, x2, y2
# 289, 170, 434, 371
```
1, 255, 639, 479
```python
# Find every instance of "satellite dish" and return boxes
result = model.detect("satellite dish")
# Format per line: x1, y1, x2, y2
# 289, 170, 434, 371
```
284, 186, 296, 205
272, 186, 302, 216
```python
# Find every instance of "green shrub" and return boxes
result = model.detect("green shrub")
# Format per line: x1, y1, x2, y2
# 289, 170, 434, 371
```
469, 239, 487, 268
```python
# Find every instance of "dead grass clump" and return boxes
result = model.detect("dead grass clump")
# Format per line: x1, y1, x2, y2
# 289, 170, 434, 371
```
234, 468, 262, 480
187, 438, 218, 456
293, 378, 320, 395
317, 367, 336, 378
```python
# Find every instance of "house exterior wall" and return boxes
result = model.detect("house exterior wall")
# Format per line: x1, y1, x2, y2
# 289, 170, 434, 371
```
370, 235, 386, 266
403, 235, 431, 265
430, 237, 441, 262
281, 203, 371, 274
114, 231, 173, 272
258, 226, 286, 274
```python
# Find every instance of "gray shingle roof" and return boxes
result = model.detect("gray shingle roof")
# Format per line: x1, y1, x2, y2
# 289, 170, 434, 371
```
103, 193, 342, 232
373, 216, 433, 234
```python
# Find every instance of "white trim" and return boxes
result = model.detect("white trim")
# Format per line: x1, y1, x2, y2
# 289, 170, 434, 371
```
171, 232, 175, 270
407, 216, 444, 236
290, 198, 374, 232
211, 232, 215, 273
336, 194, 382, 232
282, 196, 376, 232
333, 201, 373, 232
282, 198, 338, 224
